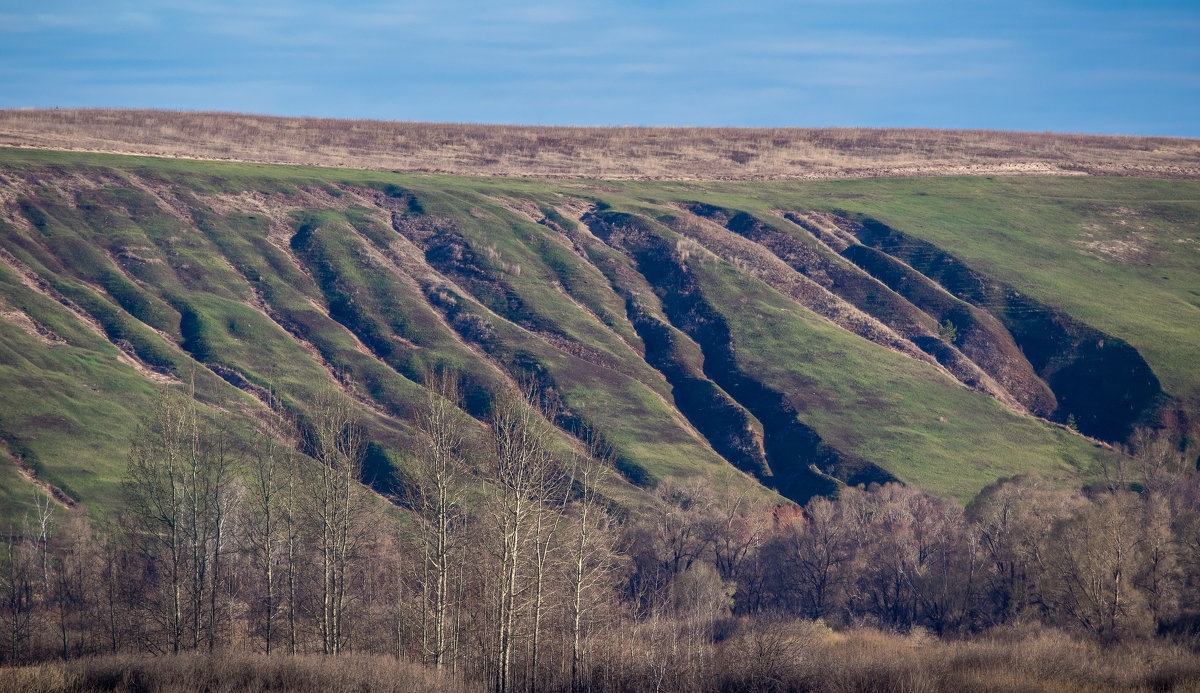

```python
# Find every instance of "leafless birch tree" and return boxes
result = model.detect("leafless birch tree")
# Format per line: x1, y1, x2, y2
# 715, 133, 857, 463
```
296, 388, 370, 655
125, 387, 239, 653
484, 384, 563, 693
410, 369, 470, 670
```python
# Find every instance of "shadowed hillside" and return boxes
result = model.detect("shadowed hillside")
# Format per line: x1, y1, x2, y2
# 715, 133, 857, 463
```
3, 147, 1197, 515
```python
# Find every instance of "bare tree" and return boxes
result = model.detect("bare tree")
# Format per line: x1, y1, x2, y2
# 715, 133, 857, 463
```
526, 456, 570, 693
1040, 492, 1153, 639
202, 439, 238, 652
123, 378, 240, 652
123, 384, 240, 654
123, 389, 190, 653
627, 482, 717, 617
295, 388, 371, 655
761, 495, 852, 620
0, 532, 34, 663
282, 466, 301, 655
1128, 427, 1190, 496
244, 404, 298, 654
709, 490, 766, 584
32, 492, 54, 589
905, 491, 979, 634
563, 440, 620, 693
94, 521, 130, 655
969, 475, 1085, 625
483, 383, 563, 693
838, 484, 916, 629
668, 561, 734, 689
47, 512, 94, 661
410, 368, 470, 670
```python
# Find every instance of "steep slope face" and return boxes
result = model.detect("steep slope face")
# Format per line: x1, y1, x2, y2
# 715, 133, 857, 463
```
3, 149, 1192, 512
833, 214, 1161, 440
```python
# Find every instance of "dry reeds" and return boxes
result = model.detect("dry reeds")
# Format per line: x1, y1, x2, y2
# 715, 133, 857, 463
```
0, 652, 477, 693
2, 625, 1198, 692
602, 621, 1200, 693
1, 108, 1196, 180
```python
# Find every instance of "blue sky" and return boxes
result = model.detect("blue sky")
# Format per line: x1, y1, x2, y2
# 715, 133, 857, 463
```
1, 0, 1197, 135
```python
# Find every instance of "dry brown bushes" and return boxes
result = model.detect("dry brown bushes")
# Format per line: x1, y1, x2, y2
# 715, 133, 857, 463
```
1, 108, 1197, 180
627, 622, 1200, 693
3, 580, 1200, 693
0, 653, 476, 693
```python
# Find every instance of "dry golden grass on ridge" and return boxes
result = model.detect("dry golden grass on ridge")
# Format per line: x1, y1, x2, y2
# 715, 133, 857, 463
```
1, 108, 1197, 180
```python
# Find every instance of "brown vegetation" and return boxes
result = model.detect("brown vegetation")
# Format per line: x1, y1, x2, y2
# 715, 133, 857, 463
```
0, 653, 472, 693
3, 627, 1200, 692
1, 109, 1198, 180
2, 373, 1199, 690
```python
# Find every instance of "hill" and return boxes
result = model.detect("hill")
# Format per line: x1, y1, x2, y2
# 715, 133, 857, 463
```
2, 109, 1198, 181
2, 144, 1196, 514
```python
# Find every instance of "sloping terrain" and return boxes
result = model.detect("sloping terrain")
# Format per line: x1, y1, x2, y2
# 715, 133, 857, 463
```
1, 148, 1196, 514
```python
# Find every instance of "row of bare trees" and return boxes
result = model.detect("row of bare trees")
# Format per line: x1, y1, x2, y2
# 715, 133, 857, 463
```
0, 375, 626, 692
614, 455, 1200, 648
407, 372, 622, 692
1, 375, 1199, 691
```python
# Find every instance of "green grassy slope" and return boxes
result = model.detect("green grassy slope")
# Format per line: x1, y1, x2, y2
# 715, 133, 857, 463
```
688, 256, 1102, 501
625, 176, 1199, 413
817, 177, 1199, 411
1, 148, 1192, 513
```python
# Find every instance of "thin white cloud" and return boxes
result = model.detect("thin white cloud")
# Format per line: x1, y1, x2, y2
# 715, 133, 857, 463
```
750, 36, 1013, 58
487, 4, 593, 25
1076, 69, 1200, 88
0, 10, 161, 33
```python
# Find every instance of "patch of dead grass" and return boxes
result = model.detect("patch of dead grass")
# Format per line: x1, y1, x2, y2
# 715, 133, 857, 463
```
2, 108, 1197, 181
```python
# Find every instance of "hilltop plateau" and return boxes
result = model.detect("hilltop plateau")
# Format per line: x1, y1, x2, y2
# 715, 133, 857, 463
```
2, 109, 1198, 181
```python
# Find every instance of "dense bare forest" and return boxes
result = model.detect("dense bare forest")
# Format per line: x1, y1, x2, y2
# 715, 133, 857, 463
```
3, 378, 1200, 692
2, 109, 1198, 180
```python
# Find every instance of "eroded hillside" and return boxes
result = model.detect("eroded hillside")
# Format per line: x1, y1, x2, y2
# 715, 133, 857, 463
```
1, 149, 1196, 512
